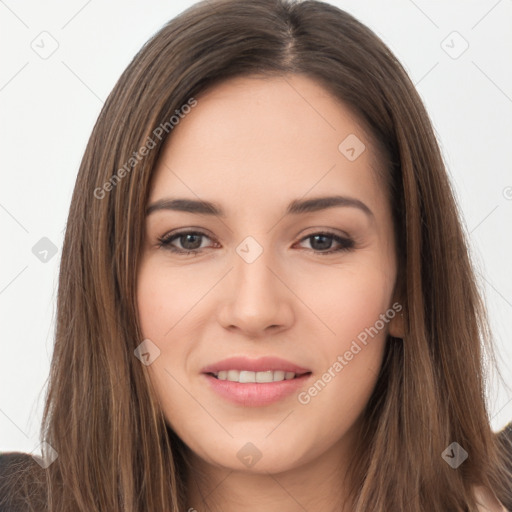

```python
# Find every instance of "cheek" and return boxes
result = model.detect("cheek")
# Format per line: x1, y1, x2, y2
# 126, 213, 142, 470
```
136, 260, 206, 340
136, 263, 192, 433
136, 260, 206, 415
137, 269, 168, 340
298, 263, 394, 406
309, 261, 395, 343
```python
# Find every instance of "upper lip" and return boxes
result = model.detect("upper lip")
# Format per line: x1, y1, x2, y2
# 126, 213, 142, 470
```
201, 356, 311, 375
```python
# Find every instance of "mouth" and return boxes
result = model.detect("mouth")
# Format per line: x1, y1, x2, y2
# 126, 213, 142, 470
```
206, 369, 311, 383
201, 355, 311, 378
200, 356, 312, 405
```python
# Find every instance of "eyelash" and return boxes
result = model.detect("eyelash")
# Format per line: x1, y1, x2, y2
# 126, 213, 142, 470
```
156, 230, 355, 256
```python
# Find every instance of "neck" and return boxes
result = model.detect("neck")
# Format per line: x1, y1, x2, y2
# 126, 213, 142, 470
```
183, 430, 359, 512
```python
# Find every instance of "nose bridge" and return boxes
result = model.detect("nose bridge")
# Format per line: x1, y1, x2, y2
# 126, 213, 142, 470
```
233, 234, 280, 304
243, 255, 271, 286
218, 234, 293, 333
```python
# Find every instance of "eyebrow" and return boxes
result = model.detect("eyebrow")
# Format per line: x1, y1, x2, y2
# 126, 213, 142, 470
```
146, 195, 373, 218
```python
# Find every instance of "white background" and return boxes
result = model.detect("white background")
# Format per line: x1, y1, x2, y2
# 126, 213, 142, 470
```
1, 0, 511, 453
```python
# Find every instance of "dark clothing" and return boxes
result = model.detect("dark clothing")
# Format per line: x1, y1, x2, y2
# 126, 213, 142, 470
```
0, 451, 45, 511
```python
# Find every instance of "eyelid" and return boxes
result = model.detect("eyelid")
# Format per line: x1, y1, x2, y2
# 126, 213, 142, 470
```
157, 229, 216, 251
298, 226, 352, 239
294, 231, 355, 254
157, 227, 356, 256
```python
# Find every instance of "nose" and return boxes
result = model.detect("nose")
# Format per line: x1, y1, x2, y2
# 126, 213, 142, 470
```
217, 245, 295, 338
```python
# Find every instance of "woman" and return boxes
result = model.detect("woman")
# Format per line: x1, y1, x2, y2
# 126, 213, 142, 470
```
1, 0, 511, 510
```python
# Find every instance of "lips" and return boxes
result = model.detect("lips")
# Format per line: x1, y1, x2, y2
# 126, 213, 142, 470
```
201, 356, 311, 375
201, 356, 312, 406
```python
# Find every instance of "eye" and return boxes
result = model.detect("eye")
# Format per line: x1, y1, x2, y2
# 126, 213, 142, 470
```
157, 230, 216, 255
295, 232, 355, 255
157, 230, 355, 256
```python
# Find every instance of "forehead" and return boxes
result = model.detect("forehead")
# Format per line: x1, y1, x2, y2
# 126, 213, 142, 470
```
149, 74, 386, 217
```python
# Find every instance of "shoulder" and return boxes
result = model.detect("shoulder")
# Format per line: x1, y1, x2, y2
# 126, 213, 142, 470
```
472, 422, 512, 512
0, 451, 37, 479
0, 452, 44, 512
473, 485, 509, 512
0, 451, 34, 468
497, 422, 512, 448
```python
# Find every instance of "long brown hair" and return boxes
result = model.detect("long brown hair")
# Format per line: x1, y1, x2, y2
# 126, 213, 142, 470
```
2, 0, 511, 510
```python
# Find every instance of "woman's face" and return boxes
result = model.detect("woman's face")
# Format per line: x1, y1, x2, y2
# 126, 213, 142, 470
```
137, 74, 402, 475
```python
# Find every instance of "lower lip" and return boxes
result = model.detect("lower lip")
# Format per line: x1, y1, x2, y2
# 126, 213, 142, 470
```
202, 373, 312, 406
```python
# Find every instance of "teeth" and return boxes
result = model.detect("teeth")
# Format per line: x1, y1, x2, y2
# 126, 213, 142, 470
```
214, 370, 298, 383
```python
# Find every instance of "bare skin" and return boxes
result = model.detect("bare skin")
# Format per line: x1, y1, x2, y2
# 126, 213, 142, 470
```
136, 73, 404, 512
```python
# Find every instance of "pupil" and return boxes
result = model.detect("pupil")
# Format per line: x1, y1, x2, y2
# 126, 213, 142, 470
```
311, 234, 331, 250
182, 234, 201, 250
